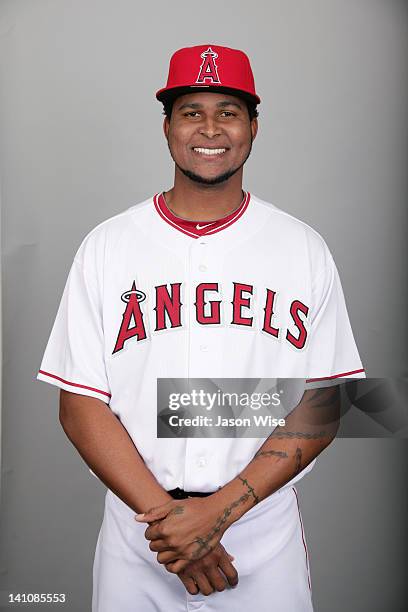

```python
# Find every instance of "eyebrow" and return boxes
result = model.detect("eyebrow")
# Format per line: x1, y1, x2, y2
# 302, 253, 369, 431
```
177, 100, 243, 111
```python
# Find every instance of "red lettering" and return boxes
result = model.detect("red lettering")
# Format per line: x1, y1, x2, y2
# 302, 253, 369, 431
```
262, 289, 280, 338
113, 281, 147, 353
231, 283, 253, 326
286, 300, 309, 349
155, 283, 182, 330
195, 283, 221, 324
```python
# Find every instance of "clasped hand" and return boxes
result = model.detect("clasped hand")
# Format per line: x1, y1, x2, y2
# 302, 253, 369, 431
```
135, 496, 228, 573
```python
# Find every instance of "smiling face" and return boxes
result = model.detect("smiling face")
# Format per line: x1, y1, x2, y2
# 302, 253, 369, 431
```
163, 92, 258, 186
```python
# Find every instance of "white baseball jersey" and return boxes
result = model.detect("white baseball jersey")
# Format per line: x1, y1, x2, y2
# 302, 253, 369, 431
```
37, 191, 365, 492
37, 191, 365, 611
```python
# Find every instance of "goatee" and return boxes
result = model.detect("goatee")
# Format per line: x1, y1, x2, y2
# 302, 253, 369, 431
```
168, 139, 253, 186
176, 165, 241, 185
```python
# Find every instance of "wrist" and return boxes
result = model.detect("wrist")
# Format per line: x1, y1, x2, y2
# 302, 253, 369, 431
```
136, 490, 174, 514
210, 480, 255, 529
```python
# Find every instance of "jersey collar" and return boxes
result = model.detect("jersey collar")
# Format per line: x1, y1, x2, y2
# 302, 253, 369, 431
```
153, 191, 251, 239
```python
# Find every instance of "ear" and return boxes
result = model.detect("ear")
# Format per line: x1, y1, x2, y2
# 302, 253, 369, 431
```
250, 117, 258, 142
163, 116, 170, 140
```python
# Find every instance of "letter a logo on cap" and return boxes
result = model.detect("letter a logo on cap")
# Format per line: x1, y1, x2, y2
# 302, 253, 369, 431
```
196, 47, 221, 84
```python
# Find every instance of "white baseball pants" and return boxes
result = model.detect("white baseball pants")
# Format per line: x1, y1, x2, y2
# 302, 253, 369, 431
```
92, 486, 313, 611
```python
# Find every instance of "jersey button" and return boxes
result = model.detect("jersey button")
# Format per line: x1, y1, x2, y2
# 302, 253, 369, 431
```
197, 457, 207, 467
198, 264, 207, 272
199, 344, 209, 352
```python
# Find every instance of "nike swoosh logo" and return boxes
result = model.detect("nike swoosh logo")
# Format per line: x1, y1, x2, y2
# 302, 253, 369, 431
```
196, 222, 216, 230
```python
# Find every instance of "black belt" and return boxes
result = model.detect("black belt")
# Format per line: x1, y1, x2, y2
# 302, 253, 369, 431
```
167, 487, 215, 500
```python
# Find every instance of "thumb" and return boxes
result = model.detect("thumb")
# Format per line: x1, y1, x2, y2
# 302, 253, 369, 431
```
228, 554, 235, 561
135, 505, 170, 522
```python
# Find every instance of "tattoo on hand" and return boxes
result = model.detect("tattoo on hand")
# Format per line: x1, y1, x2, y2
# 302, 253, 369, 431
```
169, 505, 184, 516
192, 537, 213, 557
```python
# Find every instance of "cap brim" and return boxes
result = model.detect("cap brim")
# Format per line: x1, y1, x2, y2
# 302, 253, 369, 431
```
156, 85, 261, 105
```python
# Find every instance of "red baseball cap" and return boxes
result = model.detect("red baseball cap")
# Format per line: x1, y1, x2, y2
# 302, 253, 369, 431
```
156, 44, 261, 105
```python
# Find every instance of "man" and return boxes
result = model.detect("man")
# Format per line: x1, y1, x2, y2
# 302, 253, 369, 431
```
37, 45, 365, 611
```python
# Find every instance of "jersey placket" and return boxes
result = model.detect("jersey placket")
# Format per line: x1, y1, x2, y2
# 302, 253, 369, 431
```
183, 235, 221, 492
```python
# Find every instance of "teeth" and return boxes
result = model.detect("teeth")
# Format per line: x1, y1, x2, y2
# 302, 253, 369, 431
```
194, 147, 226, 155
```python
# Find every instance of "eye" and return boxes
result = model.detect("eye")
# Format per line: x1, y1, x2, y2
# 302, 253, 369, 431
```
220, 111, 236, 117
183, 111, 200, 118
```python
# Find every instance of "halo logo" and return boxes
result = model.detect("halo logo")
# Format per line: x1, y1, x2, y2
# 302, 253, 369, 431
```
196, 47, 221, 84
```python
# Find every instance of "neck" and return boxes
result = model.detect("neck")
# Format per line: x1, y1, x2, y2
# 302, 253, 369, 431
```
163, 168, 245, 221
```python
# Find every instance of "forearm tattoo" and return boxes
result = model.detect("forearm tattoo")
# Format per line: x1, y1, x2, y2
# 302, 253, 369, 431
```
294, 447, 302, 476
185, 425, 322, 561
254, 449, 288, 459
189, 491, 251, 560
237, 475, 260, 504
268, 430, 326, 439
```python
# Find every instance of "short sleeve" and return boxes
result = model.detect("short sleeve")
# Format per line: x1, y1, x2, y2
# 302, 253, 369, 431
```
305, 249, 365, 389
37, 256, 111, 404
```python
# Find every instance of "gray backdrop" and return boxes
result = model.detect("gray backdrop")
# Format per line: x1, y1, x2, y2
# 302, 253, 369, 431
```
1, 0, 407, 610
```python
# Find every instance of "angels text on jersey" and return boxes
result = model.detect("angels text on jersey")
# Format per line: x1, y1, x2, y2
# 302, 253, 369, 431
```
113, 280, 309, 354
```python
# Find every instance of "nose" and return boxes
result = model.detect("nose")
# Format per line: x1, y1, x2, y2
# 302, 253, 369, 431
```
198, 117, 222, 139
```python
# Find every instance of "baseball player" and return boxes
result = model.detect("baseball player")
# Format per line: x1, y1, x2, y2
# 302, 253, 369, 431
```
37, 44, 365, 611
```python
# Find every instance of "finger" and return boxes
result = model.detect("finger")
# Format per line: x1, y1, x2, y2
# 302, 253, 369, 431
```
144, 524, 163, 541
135, 505, 170, 522
190, 572, 213, 596
165, 558, 190, 573
201, 563, 228, 593
218, 555, 239, 587
178, 575, 199, 595
149, 539, 173, 553
216, 543, 235, 566
157, 550, 180, 564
